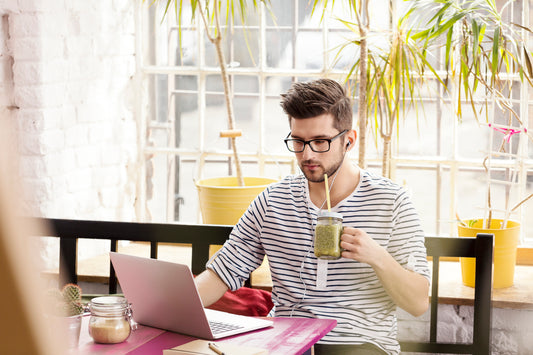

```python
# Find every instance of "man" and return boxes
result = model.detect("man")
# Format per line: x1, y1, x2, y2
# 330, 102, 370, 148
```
195, 78, 430, 354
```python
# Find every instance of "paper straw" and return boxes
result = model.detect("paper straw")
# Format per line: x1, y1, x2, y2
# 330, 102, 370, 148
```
324, 174, 331, 212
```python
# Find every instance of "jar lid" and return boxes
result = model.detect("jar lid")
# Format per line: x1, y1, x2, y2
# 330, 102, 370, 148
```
317, 210, 343, 220
90, 296, 128, 306
89, 296, 129, 315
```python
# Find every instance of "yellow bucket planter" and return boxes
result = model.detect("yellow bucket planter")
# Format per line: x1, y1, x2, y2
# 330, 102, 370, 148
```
458, 219, 520, 289
195, 177, 277, 225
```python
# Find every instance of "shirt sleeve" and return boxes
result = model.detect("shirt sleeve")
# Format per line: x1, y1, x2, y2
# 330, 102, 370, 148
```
388, 187, 431, 282
206, 187, 269, 291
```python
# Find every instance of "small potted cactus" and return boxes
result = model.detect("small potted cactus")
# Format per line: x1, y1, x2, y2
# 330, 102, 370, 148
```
46, 284, 85, 347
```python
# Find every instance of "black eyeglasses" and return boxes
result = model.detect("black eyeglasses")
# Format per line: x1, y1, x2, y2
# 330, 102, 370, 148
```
284, 130, 348, 153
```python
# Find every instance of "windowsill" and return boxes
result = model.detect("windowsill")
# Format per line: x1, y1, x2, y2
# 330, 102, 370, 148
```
435, 261, 533, 310
42, 242, 533, 311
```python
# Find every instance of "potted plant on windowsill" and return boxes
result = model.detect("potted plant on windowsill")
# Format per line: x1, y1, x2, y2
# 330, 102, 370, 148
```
153, 0, 277, 225
402, 0, 533, 288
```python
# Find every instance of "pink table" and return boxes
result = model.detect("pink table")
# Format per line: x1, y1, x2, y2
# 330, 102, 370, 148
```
74, 316, 336, 355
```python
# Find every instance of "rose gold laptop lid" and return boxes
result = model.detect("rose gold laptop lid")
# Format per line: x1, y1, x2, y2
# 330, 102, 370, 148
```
109, 252, 272, 339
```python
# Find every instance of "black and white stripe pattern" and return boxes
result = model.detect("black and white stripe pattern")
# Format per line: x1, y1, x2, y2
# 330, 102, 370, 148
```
208, 170, 430, 355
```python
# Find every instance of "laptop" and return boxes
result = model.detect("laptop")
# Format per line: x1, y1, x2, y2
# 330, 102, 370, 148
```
109, 252, 273, 339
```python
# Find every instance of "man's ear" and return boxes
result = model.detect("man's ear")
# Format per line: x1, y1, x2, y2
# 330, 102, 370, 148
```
346, 129, 357, 149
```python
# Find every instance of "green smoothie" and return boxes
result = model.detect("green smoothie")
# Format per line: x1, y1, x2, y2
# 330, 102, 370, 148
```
314, 221, 343, 259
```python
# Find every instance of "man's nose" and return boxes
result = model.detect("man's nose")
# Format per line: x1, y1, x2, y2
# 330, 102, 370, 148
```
300, 143, 315, 159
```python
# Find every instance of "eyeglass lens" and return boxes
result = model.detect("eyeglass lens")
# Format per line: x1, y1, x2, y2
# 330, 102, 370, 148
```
287, 139, 330, 152
285, 130, 347, 153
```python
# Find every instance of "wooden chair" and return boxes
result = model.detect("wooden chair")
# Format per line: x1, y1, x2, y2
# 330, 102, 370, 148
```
34, 218, 233, 294
400, 233, 494, 355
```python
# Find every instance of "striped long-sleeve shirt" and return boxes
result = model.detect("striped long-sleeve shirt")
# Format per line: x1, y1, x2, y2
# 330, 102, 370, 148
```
208, 169, 430, 354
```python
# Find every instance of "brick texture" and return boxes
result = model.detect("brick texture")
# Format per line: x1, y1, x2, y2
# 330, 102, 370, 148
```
398, 305, 533, 354
1, 1, 137, 222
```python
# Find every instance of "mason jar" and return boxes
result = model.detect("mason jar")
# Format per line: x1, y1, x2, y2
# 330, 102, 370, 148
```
88, 296, 134, 344
314, 211, 344, 260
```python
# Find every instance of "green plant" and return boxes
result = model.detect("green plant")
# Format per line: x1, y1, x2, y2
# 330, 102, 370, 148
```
155, 0, 272, 186
408, 0, 533, 121
47, 284, 84, 317
312, 0, 533, 227
312, 0, 442, 178
409, 0, 533, 228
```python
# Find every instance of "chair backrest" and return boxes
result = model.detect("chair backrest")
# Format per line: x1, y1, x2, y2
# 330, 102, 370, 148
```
34, 218, 233, 294
400, 234, 494, 355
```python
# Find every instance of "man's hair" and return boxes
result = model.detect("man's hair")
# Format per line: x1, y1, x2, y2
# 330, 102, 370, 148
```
280, 78, 353, 131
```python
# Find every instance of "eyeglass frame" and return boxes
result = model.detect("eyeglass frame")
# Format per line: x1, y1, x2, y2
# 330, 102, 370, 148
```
284, 129, 349, 153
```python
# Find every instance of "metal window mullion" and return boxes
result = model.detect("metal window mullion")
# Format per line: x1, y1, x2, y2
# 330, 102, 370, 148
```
198, 13, 207, 180
135, 0, 147, 222
292, 0, 298, 72
518, 0, 530, 244
484, 88, 497, 224
228, 9, 235, 176
436, 93, 443, 235
389, 0, 397, 183
322, 5, 328, 71
258, 1, 267, 176
166, 11, 177, 222
143, 65, 345, 77
449, 20, 461, 236
448, 112, 458, 236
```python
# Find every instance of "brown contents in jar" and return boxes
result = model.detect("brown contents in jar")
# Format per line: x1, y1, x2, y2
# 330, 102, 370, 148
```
89, 318, 130, 344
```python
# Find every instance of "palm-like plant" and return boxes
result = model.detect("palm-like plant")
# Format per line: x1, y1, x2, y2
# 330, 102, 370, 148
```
312, 0, 533, 223
312, 0, 371, 169
366, 20, 442, 178
408, 0, 533, 228
159, 0, 271, 187
408, 0, 533, 120
312, 0, 442, 178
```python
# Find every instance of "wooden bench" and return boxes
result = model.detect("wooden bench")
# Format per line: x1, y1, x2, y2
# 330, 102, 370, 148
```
35, 218, 233, 294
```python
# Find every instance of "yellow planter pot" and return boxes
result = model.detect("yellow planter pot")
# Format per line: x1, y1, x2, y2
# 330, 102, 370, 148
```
195, 177, 277, 225
458, 219, 520, 289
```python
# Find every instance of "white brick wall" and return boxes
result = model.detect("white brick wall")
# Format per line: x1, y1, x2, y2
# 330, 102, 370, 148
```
398, 305, 533, 354
1, 0, 138, 268
1, 0, 138, 222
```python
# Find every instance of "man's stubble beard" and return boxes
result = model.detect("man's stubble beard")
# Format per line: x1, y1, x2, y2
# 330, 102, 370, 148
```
299, 153, 345, 183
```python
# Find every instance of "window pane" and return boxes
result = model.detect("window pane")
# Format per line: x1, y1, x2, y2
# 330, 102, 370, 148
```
264, 96, 289, 156
397, 167, 437, 236
294, 30, 323, 70
455, 169, 490, 224
176, 92, 199, 150
266, 29, 293, 69
268, 0, 293, 27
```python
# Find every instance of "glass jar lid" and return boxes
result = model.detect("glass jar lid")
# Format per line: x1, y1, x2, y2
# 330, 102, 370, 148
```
317, 210, 343, 220
89, 296, 129, 316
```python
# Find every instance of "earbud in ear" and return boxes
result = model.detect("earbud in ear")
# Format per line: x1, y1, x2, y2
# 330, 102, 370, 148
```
346, 141, 351, 148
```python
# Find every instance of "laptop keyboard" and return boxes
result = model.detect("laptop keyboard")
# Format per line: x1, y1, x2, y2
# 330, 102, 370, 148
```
209, 320, 245, 334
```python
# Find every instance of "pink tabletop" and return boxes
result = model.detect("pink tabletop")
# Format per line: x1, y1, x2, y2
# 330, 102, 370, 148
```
73, 317, 165, 354
75, 316, 336, 355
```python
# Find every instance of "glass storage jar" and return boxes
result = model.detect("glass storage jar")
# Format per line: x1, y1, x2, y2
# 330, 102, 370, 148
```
88, 296, 134, 344
314, 211, 344, 260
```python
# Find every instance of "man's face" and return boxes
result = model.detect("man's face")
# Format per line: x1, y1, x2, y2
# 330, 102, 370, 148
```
288, 113, 346, 183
